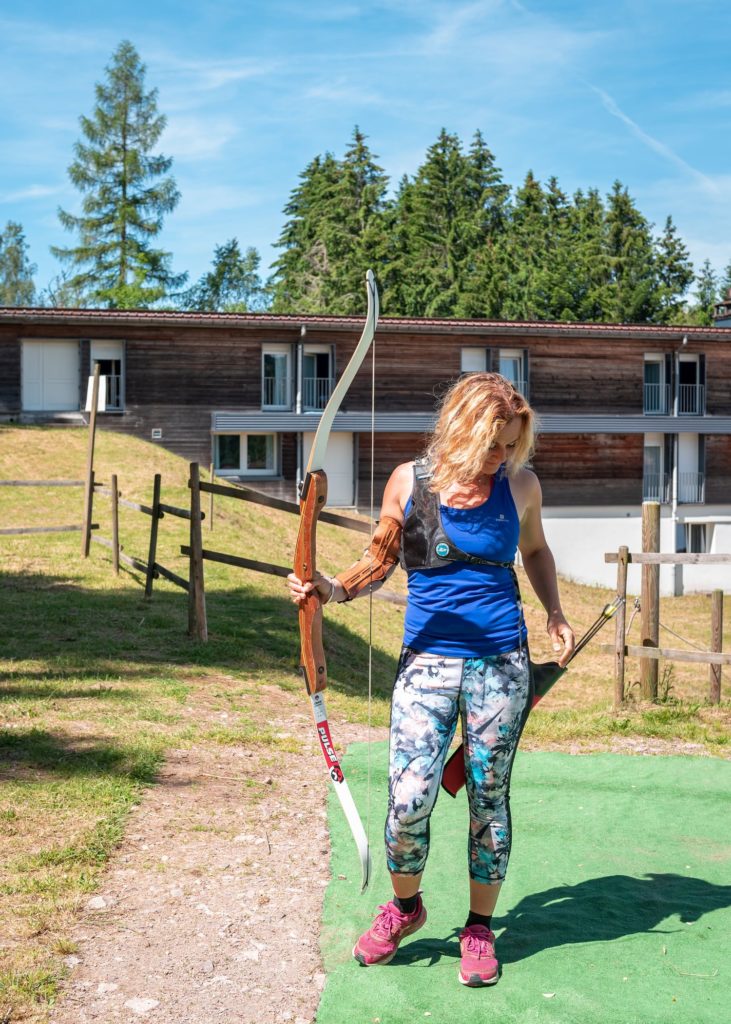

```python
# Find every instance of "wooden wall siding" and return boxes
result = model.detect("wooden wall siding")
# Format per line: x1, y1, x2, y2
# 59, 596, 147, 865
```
281, 432, 297, 481
0, 335, 20, 412
95, 404, 213, 466
706, 352, 731, 416
531, 433, 644, 506
705, 436, 731, 504
356, 431, 430, 509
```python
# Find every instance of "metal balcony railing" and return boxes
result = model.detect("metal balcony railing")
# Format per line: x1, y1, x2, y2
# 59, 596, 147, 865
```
678, 472, 705, 504
642, 473, 670, 502
678, 383, 705, 415
303, 376, 334, 410
105, 374, 122, 410
643, 382, 670, 415
262, 376, 290, 408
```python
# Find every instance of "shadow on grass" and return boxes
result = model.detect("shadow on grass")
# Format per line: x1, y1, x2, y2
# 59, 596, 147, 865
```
0, 727, 161, 783
388, 872, 731, 968
0, 683, 139, 701
0, 568, 398, 702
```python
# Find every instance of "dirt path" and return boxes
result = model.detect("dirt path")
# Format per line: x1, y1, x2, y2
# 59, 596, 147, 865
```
49, 685, 383, 1024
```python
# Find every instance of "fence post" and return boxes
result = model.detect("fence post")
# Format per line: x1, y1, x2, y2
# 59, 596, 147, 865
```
208, 462, 214, 532
188, 463, 208, 641
615, 546, 629, 709
710, 589, 723, 704
111, 473, 120, 576
145, 474, 162, 598
640, 501, 660, 700
81, 364, 101, 557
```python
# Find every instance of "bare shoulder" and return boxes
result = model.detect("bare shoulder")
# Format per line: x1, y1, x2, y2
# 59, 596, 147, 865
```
380, 461, 415, 522
508, 466, 542, 520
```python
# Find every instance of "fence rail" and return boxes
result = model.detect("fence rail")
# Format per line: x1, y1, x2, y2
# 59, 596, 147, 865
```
608, 521, 726, 708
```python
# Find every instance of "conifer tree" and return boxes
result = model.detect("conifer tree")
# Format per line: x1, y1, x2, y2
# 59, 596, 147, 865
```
603, 181, 658, 322
0, 221, 36, 306
497, 171, 550, 320
393, 129, 475, 317
654, 216, 694, 323
686, 259, 719, 325
569, 188, 610, 321
270, 129, 388, 314
181, 240, 266, 312
51, 40, 184, 308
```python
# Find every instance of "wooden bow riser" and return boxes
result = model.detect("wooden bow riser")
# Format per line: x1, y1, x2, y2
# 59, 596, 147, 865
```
295, 469, 329, 694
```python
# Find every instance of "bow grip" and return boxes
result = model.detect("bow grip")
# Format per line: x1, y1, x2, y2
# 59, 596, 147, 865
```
295, 470, 328, 694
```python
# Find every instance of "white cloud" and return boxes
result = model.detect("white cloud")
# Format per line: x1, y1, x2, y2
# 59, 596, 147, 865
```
0, 184, 65, 203
161, 117, 238, 162
589, 85, 721, 197
173, 183, 266, 220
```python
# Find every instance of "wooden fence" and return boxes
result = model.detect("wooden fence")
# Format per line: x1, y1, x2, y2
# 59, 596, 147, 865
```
602, 529, 729, 708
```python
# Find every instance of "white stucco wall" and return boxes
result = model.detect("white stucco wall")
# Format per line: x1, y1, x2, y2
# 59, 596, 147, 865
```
542, 506, 730, 596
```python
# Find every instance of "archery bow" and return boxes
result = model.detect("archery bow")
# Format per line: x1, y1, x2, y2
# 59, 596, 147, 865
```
294, 269, 379, 892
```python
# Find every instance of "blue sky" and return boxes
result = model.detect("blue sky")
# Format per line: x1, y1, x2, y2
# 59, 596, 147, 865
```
2, 0, 730, 300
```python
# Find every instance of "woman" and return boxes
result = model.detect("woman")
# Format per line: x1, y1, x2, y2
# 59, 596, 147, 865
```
288, 372, 574, 986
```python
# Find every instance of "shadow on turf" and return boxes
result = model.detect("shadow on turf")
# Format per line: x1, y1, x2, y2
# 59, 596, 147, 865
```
494, 873, 731, 963
385, 873, 731, 967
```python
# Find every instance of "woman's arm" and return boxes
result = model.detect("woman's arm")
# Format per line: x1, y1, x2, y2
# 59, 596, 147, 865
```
515, 470, 575, 666
287, 462, 412, 606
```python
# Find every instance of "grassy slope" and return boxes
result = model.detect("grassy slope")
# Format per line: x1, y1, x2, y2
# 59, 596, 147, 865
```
0, 425, 728, 1018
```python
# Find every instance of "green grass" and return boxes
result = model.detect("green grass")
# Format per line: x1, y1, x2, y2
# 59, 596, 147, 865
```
0, 423, 729, 1020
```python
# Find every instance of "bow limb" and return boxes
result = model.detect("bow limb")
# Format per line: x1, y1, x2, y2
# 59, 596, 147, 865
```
294, 270, 378, 892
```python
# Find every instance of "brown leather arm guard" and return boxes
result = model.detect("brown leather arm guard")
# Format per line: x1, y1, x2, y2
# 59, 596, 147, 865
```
334, 515, 403, 601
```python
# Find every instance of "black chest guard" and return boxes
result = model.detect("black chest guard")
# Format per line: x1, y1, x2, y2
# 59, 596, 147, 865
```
399, 459, 514, 573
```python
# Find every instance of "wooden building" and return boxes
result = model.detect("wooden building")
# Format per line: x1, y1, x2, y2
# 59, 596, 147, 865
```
1, 307, 730, 594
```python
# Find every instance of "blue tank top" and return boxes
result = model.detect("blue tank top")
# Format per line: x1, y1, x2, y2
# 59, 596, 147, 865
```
402, 469, 527, 657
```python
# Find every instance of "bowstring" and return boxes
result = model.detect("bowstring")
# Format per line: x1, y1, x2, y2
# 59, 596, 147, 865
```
366, 304, 376, 868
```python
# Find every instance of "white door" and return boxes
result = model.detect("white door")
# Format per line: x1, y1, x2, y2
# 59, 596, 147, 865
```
302, 432, 354, 507
22, 341, 79, 411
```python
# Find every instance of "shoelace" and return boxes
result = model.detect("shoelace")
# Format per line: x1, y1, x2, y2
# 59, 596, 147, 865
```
462, 926, 494, 958
372, 903, 409, 938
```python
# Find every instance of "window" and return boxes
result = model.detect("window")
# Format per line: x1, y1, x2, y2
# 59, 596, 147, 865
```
678, 355, 705, 415
461, 348, 488, 373
302, 346, 333, 410
499, 349, 527, 396
643, 442, 667, 501
643, 356, 668, 414
91, 341, 124, 411
215, 433, 276, 475
262, 345, 292, 409
685, 523, 708, 553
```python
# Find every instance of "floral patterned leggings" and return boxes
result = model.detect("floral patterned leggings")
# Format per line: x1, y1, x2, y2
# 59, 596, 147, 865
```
385, 646, 532, 884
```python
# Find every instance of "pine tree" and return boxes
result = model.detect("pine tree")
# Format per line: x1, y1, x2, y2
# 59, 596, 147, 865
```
686, 259, 718, 325
393, 129, 474, 317
654, 216, 694, 323
497, 171, 550, 320
269, 129, 388, 314
51, 40, 184, 308
0, 221, 36, 306
180, 240, 266, 312
569, 188, 610, 321
269, 152, 343, 313
455, 132, 510, 318
334, 128, 390, 313
604, 181, 659, 322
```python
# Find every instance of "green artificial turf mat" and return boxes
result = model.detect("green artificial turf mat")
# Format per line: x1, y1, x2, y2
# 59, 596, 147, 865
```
319, 747, 730, 1024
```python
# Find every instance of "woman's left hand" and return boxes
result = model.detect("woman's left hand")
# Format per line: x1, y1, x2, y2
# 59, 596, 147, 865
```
547, 612, 575, 668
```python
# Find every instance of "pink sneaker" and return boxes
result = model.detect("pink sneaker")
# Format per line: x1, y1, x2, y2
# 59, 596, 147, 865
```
458, 924, 499, 986
353, 896, 427, 965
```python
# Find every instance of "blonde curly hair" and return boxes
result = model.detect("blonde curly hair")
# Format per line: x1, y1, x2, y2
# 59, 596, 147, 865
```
425, 373, 536, 492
